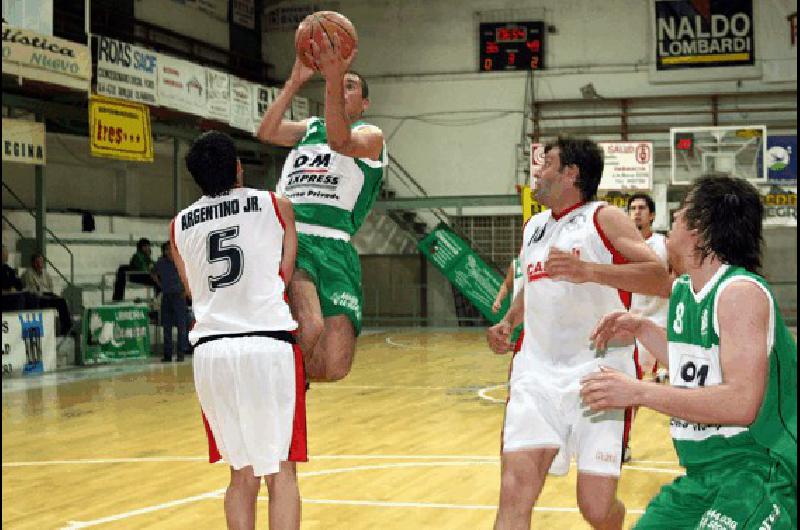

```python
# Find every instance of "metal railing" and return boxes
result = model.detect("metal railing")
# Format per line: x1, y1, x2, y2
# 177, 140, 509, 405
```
2, 182, 74, 286
386, 153, 449, 226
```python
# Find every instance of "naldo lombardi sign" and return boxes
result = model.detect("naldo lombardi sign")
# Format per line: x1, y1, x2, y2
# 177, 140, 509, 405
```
654, 0, 755, 70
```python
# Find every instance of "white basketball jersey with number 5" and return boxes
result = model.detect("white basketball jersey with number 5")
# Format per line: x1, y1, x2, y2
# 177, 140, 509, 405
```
173, 187, 297, 344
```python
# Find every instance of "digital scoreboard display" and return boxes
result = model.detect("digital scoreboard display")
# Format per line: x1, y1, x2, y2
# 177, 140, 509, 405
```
479, 21, 545, 72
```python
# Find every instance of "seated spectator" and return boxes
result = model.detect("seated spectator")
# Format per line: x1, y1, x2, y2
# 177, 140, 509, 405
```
112, 238, 161, 301
20, 252, 72, 335
153, 243, 190, 362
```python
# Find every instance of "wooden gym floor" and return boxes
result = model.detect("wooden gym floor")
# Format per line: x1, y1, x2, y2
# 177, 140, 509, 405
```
3, 329, 682, 529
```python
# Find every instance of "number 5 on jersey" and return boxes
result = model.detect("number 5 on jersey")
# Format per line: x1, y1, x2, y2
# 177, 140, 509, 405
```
208, 226, 243, 291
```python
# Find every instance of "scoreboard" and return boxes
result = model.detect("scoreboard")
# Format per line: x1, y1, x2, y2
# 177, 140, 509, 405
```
479, 21, 545, 72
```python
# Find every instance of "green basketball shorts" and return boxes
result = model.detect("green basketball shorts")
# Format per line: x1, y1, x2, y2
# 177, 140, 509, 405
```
295, 233, 363, 336
634, 459, 796, 529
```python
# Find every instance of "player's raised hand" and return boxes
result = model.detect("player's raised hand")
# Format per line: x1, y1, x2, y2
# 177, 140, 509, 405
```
312, 31, 357, 80
289, 54, 316, 85
580, 366, 642, 411
486, 320, 512, 354
545, 248, 591, 283
590, 311, 642, 352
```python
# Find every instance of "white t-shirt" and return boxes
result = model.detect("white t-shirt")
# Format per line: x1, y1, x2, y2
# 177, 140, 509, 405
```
629, 232, 669, 329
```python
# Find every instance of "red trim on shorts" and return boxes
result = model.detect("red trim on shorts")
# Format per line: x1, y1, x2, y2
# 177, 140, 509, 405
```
552, 201, 585, 221
289, 344, 308, 462
593, 206, 632, 310
499, 330, 524, 454
201, 409, 222, 464
270, 192, 286, 230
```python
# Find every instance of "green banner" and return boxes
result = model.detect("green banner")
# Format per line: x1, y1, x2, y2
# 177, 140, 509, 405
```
418, 223, 508, 324
80, 304, 151, 364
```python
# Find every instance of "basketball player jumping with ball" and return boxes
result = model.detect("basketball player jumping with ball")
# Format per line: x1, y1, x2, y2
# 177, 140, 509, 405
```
258, 13, 386, 382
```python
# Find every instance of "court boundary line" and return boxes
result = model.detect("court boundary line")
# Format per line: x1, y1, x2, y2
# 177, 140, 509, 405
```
59, 459, 656, 528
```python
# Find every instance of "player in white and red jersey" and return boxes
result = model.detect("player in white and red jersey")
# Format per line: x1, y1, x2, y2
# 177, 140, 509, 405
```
487, 137, 671, 530
171, 131, 305, 530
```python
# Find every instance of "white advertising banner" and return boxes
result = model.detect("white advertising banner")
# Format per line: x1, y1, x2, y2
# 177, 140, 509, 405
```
761, 185, 797, 227
598, 141, 654, 191
2, 23, 90, 91
95, 36, 158, 105
157, 54, 206, 117
230, 76, 256, 134
206, 67, 231, 123
2, 118, 46, 165
291, 95, 310, 121
253, 84, 272, 121
2, 309, 58, 376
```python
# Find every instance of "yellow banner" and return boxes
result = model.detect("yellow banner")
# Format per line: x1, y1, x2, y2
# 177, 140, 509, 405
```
89, 95, 153, 162
520, 185, 548, 223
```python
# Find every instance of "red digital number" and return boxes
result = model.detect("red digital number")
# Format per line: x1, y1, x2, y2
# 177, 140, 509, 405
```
530, 56, 539, 69
484, 58, 493, 71
508, 52, 516, 65
527, 39, 540, 52
486, 41, 499, 54
513, 28, 526, 40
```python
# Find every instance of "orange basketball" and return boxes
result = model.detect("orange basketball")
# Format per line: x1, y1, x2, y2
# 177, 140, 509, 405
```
295, 11, 358, 69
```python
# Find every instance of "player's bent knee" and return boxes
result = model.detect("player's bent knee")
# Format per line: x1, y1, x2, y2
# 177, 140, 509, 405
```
322, 361, 351, 381
577, 497, 617, 527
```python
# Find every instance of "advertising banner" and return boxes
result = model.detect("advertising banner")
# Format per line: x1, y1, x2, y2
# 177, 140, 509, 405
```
654, 0, 755, 70
520, 185, 548, 224
206, 67, 231, 123
292, 95, 310, 121
761, 185, 797, 227
232, 0, 256, 29
2, 309, 57, 376
598, 141, 654, 191
89, 96, 154, 162
765, 135, 797, 181
157, 53, 207, 117
418, 224, 507, 324
2, 118, 45, 165
230, 76, 256, 133
2, 23, 90, 91
253, 84, 272, 121
95, 35, 158, 105
80, 304, 151, 364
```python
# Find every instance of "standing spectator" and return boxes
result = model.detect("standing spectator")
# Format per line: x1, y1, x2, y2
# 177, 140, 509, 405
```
153, 242, 190, 362
21, 252, 72, 335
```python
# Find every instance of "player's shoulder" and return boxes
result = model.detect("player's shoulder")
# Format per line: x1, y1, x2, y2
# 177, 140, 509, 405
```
352, 121, 383, 135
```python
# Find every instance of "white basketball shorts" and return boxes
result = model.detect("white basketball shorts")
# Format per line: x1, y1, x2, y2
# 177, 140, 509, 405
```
502, 352, 635, 477
193, 336, 305, 477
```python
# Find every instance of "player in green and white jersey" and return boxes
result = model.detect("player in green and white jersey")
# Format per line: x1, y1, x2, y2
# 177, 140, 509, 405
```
258, 34, 385, 381
582, 175, 796, 529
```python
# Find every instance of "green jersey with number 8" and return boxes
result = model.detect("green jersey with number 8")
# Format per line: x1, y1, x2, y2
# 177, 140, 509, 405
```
667, 264, 797, 477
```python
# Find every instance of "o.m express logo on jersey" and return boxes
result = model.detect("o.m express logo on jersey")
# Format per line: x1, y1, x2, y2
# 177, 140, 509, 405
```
655, 0, 755, 70
283, 151, 342, 201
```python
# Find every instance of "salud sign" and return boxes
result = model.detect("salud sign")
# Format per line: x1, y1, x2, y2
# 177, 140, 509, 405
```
598, 141, 654, 191
89, 96, 153, 162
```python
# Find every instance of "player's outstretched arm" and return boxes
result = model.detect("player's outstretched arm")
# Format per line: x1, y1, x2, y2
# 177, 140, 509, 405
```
582, 281, 770, 425
312, 34, 383, 160
276, 196, 297, 285
590, 311, 668, 366
257, 57, 313, 147
492, 262, 515, 313
546, 205, 671, 297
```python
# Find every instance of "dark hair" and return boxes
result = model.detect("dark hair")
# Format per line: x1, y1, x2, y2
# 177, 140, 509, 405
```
544, 136, 604, 201
627, 193, 656, 213
684, 174, 763, 273
186, 131, 238, 196
348, 70, 368, 99
30, 252, 43, 264
136, 238, 151, 252
161, 242, 170, 253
